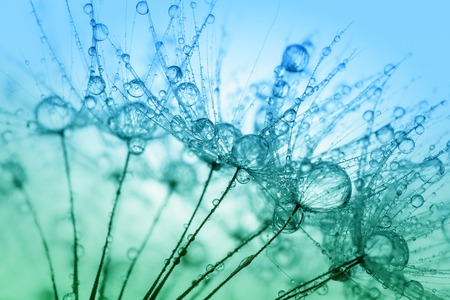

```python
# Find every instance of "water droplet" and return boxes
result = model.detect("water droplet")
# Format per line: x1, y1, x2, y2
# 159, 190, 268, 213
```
393, 107, 405, 118
88, 76, 106, 95
176, 82, 200, 106
127, 247, 138, 260
129, 138, 146, 155
63, 293, 76, 300
376, 125, 394, 144
83, 4, 93, 14
363, 231, 409, 274
410, 194, 424, 208
110, 102, 156, 140
35, 96, 76, 132
231, 135, 269, 170
191, 118, 215, 141
403, 280, 424, 299
236, 169, 250, 184
363, 110, 374, 122
136, 1, 149, 15
419, 158, 444, 183
322, 46, 331, 56
165, 65, 183, 83
299, 162, 351, 212
212, 198, 220, 206
272, 202, 303, 234
83, 96, 97, 110
281, 44, 309, 72
283, 109, 296, 122
206, 14, 215, 24
126, 79, 145, 98
93, 23, 109, 41
398, 138, 415, 154
168, 5, 181, 18
272, 79, 290, 98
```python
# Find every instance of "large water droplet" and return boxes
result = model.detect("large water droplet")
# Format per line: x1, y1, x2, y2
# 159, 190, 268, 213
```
272, 202, 303, 233
35, 96, 76, 132
298, 162, 351, 212
363, 231, 409, 274
88, 76, 106, 95
176, 82, 200, 106
93, 23, 109, 41
281, 44, 309, 72
109, 102, 155, 140
231, 134, 269, 170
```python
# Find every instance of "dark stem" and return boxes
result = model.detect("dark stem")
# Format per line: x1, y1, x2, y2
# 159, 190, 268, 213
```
276, 256, 364, 300
89, 150, 131, 300
22, 190, 59, 300
203, 203, 301, 300
98, 255, 112, 300
146, 167, 239, 300
176, 221, 271, 300
118, 188, 175, 300
60, 132, 79, 299
142, 164, 215, 300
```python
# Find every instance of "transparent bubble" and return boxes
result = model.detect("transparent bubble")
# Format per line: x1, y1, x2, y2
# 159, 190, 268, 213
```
231, 134, 269, 170
83, 96, 97, 109
136, 1, 149, 15
236, 169, 250, 184
212, 123, 242, 162
83, 4, 93, 14
165, 65, 183, 83
128, 138, 146, 155
322, 46, 331, 56
419, 157, 444, 183
379, 215, 392, 228
206, 14, 215, 24
88, 76, 106, 95
398, 138, 415, 154
126, 79, 145, 98
410, 194, 424, 208
176, 82, 200, 106
363, 231, 409, 274
393, 107, 405, 118
281, 44, 309, 72
363, 110, 374, 122
127, 247, 138, 260
375, 125, 394, 144
63, 293, 76, 300
403, 280, 424, 299
283, 109, 296, 122
93, 23, 109, 41
191, 118, 215, 141
109, 102, 156, 140
272, 79, 290, 98
298, 162, 351, 212
35, 96, 76, 132
168, 5, 181, 18
272, 202, 303, 234
274, 121, 289, 136
170, 115, 186, 133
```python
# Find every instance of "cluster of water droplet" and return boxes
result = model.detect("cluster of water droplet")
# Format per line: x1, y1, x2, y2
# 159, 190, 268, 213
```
0, 0, 449, 299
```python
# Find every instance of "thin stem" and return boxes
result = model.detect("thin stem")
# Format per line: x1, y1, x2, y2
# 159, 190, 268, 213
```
89, 150, 131, 300
118, 188, 175, 300
21, 190, 59, 300
60, 132, 79, 299
177, 221, 271, 300
142, 164, 215, 300
203, 203, 301, 300
98, 255, 112, 300
276, 256, 364, 300
146, 167, 239, 300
